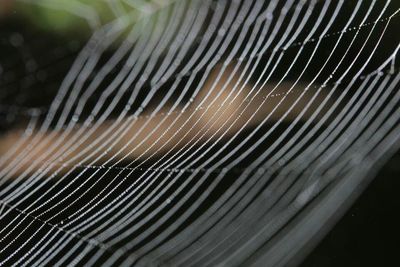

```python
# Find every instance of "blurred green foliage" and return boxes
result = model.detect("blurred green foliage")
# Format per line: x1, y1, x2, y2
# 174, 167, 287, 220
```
2, 0, 171, 37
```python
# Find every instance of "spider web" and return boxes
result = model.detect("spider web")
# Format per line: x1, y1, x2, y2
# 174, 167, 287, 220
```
0, 0, 399, 266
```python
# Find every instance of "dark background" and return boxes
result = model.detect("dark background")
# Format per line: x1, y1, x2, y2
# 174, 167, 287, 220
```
0, 1, 399, 266
301, 152, 400, 267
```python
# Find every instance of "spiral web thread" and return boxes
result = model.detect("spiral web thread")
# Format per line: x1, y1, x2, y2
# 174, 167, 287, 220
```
0, 0, 399, 266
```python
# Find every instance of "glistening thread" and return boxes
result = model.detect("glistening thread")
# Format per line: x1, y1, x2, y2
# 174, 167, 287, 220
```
0, 0, 399, 266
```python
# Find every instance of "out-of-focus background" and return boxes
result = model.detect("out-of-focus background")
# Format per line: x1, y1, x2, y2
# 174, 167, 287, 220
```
0, 1, 399, 266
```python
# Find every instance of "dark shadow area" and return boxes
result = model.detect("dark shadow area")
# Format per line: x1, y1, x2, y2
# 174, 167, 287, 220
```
301, 152, 400, 267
